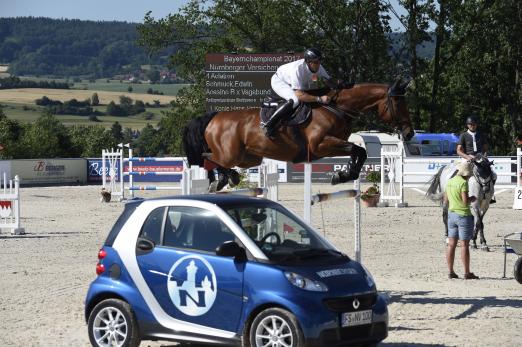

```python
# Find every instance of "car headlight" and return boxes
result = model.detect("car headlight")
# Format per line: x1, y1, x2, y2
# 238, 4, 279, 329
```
284, 272, 328, 292
360, 264, 376, 288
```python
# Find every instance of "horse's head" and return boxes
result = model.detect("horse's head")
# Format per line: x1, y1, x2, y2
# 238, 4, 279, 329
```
333, 77, 414, 141
472, 154, 494, 181
378, 76, 414, 141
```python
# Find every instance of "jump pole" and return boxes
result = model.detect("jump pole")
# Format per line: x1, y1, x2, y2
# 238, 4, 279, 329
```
303, 162, 362, 262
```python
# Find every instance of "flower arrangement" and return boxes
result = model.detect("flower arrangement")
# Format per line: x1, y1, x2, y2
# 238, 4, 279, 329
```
361, 170, 381, 202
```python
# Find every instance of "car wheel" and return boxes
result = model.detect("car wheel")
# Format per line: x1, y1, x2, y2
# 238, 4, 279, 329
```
248, 307, 304, 347
514, 257, 522, 284
87, 298, 141, 347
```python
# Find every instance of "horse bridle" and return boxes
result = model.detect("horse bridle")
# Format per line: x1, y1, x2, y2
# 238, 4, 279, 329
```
327, 87, 404, 134
385, 88, 407, 134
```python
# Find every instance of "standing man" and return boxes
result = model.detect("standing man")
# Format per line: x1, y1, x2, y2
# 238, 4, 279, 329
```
457, 114, 496, 203
444, 161, 479, 280
262, 48, 334, 138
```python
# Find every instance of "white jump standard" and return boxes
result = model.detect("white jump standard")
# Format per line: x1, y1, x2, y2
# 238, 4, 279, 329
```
303, 162, 362, 262
0, 173, 25, 235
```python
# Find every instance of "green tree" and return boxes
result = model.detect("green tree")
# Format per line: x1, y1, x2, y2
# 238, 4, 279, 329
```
147, 69, 161, 83
69, 125, 116, 157
91, 92, 100, 106
20, 110, 71, 158
135, 124, 160, 156
0, 107, 25, 159
111, 121, 124, 142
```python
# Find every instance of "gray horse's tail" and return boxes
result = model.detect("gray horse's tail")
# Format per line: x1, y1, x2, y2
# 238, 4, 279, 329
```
425, 166, 445, 202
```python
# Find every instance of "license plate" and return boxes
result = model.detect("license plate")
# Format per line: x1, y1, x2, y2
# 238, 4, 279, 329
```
342, 310, 372, 327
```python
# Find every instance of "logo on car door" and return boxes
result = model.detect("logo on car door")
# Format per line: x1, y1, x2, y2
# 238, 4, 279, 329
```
167, 255, 217, 316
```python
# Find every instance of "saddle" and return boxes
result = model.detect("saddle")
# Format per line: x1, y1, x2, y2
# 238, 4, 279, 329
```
260, 95, 312, 127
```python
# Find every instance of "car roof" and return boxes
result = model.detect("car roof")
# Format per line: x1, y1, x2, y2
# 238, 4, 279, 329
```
143, 194, 277, 208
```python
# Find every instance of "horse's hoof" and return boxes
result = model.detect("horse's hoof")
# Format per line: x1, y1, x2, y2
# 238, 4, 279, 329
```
331, 172, 341, 185
481, 245, 490, 252
228, 170, 240, 187
331, 170, 357, 185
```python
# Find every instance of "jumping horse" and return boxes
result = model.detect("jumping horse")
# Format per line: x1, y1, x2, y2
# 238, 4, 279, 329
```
182, 77, 414, 191
426, 154, 496, 251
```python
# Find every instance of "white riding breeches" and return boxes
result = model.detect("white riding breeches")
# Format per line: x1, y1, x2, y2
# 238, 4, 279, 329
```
271, 74, 299, 106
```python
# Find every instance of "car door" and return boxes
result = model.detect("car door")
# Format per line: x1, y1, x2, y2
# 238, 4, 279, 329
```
136, 205, 245, 333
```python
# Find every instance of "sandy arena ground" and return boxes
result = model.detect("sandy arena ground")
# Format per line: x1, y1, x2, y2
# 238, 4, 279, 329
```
0, 183, 521, 347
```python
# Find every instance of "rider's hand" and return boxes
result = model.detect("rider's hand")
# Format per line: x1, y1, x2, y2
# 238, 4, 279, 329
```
320, 95, 330, 104
467, 154, 475, 161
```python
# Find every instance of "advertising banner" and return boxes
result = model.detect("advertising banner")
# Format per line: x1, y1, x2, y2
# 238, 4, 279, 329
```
402, 156, 515, 185
246, 160, 288, 183
11, 159, 87, 185
87, 158, 185, 183
287, 157, 384, 183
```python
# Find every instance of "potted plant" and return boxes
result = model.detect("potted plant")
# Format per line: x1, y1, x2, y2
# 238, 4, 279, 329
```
361, 170, 381, 207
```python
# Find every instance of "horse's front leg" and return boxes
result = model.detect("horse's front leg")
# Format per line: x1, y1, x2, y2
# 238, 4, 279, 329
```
470, 204, 489, 251
309, 136, 367, 184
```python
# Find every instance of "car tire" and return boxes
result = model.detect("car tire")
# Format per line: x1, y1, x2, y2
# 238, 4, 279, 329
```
247, 307, 304, 347
514, 257, 522, 284
87, 298, 141, 347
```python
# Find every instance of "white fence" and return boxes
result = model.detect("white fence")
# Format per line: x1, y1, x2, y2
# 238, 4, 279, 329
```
101, 148, 279, 201
380, 142, 521, 208
0, 173, 24, 235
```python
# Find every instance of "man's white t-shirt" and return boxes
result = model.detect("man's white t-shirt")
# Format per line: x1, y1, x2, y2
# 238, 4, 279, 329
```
275, 59, 330, 90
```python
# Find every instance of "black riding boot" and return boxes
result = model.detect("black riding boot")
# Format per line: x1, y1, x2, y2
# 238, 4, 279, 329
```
261, 99, 294, 138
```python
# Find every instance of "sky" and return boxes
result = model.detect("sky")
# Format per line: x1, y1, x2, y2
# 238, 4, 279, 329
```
0, 0, 408, 31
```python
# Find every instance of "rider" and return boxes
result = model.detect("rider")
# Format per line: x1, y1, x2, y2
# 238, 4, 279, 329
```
456, 115, 488, 161
261, 48, 335, 138
457, 114, 496, 203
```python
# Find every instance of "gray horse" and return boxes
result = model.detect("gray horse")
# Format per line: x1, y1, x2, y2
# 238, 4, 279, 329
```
426, 155, 495, 251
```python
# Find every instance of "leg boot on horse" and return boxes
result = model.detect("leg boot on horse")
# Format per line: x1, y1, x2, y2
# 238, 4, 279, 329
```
331, 144, 367, 185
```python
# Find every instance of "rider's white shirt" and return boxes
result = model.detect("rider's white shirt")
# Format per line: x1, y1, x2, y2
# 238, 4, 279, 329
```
274, 59, 330, 90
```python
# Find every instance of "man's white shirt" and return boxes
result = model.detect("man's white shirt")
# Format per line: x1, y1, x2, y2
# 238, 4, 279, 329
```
275, 59, 330, 90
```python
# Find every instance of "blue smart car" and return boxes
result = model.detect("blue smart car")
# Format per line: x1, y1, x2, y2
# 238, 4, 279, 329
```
85, 195, 388, 347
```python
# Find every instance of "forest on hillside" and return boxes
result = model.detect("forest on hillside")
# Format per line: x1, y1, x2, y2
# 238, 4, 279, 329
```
0, 17, 176, 77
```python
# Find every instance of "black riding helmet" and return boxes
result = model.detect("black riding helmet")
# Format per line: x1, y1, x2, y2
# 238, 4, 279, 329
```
466, 115, 479, 125
304, 48, 322, 62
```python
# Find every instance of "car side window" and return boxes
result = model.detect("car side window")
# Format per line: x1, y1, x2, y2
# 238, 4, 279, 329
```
163, 206, 234, 253
139, 207, 165, 245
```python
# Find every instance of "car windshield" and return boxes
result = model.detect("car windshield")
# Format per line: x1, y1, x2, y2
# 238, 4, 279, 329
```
223, 204, 348, 264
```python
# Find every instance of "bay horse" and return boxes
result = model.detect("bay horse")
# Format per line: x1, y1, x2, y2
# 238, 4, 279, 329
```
426, 154, 496, 251
182, 77, 414, 191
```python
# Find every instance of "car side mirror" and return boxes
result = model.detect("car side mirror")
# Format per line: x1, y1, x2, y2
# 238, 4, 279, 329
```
216, 241, 246, 261
136, 238, 155, 255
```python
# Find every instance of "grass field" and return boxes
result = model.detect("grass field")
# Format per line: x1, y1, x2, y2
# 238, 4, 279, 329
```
0, 102, 168, 129
71, 81, 189, 96
13, 76, 190, 96
0, 74, 191, 129
0, 88, 176, 105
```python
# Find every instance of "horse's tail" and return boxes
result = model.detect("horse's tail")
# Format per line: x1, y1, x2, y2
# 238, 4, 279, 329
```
425, 166, 446, 202
182, 112, 218, 166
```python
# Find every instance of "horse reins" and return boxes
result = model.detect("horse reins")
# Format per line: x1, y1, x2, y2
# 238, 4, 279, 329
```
326, 87, 400, 134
